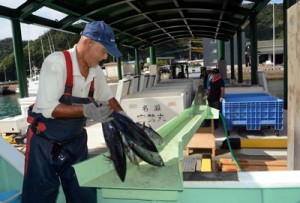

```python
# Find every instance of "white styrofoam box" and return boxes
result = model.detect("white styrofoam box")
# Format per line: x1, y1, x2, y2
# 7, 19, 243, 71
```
85, 121, 107, 149
135, 89, 188, 108
105, 65, 118, 78
153, 82, 192, 95
0, 115, 28, 134
121, 92, 185, 130
18, 96, 36, 117
142, 87, 191, 108
115, 79, 131, 102
122, 63, 136, 76
149, 79, 193, 95
154, 74, 160, 85
139, 74, 150, 91
158, 78, 194, 87
147, 75, 156, 88
108, 83, 118, 97
146, 84, 193, 107
158, 79, 194, 91
129, 76, 140, 94
149, 64, 157, 75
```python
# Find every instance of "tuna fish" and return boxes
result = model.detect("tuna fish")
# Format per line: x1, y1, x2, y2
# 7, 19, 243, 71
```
112, 112, 164, 167
112, 112, 158, 153
120, 132, 139, 165
136, 122, 164, 147
128, 139, 164, 167
102, 121, 126, 182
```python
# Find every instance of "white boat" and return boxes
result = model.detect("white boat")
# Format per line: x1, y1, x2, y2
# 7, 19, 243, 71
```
16, 74, 39, 96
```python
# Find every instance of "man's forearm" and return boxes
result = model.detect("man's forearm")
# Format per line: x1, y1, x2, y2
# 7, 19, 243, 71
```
108, 97, 123, 112
220, 87, 225, 98
51, 103, 84, 118
51, 97, 123, 118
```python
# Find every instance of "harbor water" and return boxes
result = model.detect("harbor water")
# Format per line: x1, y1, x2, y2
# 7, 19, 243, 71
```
0, 80, 284, 120
0, 94, 21, 119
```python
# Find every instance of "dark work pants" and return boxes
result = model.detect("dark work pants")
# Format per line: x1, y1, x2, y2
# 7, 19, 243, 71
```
208, 100, 221, 129
21, 130, 96, 203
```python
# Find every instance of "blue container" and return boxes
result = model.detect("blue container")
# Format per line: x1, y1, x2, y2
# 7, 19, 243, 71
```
222, 93, 283, 130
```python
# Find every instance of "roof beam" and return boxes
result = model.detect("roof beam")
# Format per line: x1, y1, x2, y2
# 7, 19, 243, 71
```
215, 0, 229, 39
117, 18, 239, 37
18, 0, 54, 19
109, 7, 251, 26
173, 0, 193, 37
135, 25, 235, 39
0, 5, 18, 19
124, 0, 174, 41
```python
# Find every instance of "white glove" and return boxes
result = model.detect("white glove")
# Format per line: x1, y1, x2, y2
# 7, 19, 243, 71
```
83, 101, 113, 123
202, 95, 208, 101
219, 97, 224, 102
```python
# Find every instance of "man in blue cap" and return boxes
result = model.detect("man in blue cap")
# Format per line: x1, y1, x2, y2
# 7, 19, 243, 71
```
22, 21, 123, 203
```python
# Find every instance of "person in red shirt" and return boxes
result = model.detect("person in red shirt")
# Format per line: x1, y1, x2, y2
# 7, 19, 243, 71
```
207, 68, 225, 129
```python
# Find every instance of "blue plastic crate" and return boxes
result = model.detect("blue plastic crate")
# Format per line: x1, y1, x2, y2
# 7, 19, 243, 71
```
222, 93, 283, 130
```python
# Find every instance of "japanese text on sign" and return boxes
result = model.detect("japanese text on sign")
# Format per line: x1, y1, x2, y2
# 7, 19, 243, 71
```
137, 104, 166, 123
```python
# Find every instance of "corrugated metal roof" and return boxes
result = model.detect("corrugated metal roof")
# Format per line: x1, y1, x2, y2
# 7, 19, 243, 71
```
0, 0, 270, 49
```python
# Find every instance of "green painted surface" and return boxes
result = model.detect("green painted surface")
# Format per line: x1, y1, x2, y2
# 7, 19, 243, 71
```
11, 19, 28, 98
176, 188, 300, 203
237, 29, 243, 84
95, 187, 300, 203
230, 38, 235, 79
0, 158, 23, 192
250, 15, 258, 85
217, 40, 225, 61
149, 46, 156, 65
74, 86, 219, 201
0, 150, 68, 202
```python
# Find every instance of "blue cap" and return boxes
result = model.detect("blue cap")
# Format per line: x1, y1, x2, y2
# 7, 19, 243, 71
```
81, 21, 122, 57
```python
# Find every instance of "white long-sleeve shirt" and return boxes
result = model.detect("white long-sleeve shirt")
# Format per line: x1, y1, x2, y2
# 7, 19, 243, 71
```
33, 45, 113, 118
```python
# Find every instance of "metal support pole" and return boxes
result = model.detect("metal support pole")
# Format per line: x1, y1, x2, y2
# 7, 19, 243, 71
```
116, 43, 122, 80
217, 40, 225, 61
117, 57, 122, 80
150, 46, 156, 65
273, 3, 276, 69
237, 29, 243, 83
230, 38, 235, 79
11, 19, 28, 98
135, 48, 140, 75
250, 15, 258, 85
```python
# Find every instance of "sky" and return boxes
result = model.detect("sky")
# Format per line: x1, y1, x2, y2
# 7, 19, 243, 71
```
0, 0, 284, 41
0, 0, 67, 40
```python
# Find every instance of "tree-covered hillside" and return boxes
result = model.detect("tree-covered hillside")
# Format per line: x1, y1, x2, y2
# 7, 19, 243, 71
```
0, 30, 80, 81
244, 3, 283, 40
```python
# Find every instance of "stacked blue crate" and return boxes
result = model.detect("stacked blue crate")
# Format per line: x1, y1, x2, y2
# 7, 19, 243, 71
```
222, 93, 283, 130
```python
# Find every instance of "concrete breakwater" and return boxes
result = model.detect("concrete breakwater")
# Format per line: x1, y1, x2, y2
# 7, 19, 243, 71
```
0, 82, 18, 94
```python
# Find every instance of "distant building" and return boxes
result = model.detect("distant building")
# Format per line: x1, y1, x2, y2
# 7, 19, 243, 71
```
203, 34, 283, 68
248, 39, 284, 65
203, 33, 246, 68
